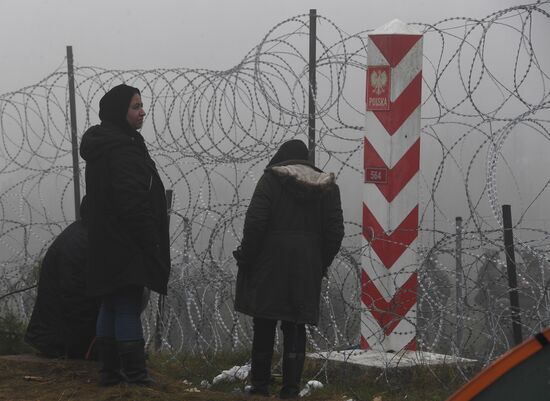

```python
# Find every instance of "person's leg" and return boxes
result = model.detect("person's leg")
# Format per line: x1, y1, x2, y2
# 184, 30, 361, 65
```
280, 321, 306, 399
113, 286, 144, 342
113, 286, 153, 386
96, 296, 124, 386
248, 317, 277, 396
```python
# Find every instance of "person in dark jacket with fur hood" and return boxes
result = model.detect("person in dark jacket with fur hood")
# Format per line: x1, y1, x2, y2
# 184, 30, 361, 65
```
234, 139, 344, 398
80, 84, 170, 386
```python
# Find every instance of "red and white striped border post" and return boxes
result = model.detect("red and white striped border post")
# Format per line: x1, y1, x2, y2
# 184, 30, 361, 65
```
361, 20, 423, 352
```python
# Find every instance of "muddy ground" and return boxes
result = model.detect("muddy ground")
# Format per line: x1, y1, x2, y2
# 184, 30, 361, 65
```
0, 354, 342, 401
0, 352, 470, 401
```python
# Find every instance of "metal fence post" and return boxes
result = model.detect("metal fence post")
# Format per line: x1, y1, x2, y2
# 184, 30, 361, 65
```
308, 9, 317, 164
66, 46, 81, 220
455, 216, 463, 350
502, 204, 523, 345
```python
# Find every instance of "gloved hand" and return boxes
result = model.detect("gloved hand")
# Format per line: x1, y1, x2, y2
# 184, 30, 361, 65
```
232, 245, 248, 270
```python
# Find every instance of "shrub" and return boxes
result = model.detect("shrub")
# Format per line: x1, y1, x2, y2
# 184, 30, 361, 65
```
0, 312, 32, 355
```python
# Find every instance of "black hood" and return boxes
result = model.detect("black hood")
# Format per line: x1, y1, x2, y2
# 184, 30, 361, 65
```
80, 122, 135, 163
99, 84, 140, 133
267, 160, 336, 202
267, 139, 309, 167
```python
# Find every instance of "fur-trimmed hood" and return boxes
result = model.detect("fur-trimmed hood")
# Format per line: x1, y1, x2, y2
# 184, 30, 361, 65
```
267, 160, 336, 202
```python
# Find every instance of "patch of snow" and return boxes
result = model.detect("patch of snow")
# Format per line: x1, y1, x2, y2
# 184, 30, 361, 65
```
212, 364, 251, 385
299, 380, 324, 397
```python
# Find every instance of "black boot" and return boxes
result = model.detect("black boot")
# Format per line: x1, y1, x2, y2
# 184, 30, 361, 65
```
117, 340, 154, 386
247, 351, 273, 396
279, 352, 305, 399
96, 337, 124, 386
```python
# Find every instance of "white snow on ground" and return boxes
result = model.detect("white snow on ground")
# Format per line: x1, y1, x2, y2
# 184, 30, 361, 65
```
299, 380, 324, 397
212, 364, 251, 385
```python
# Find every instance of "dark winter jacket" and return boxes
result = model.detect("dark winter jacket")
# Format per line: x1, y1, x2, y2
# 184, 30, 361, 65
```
79, 122, 171, 296
25, 220, 100, 358
234, 160, 344, 325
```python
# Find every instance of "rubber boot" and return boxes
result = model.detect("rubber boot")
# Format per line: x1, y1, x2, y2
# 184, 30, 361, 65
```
279, 352, 305, 399
96, 337, 124, 386
246, 350, 272, 396
117, 340, 154, 386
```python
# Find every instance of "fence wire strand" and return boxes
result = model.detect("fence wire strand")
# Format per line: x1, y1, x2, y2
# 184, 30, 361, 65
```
1, 1, 550, 382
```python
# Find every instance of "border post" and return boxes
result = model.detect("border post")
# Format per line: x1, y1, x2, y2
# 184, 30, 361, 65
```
361, 20, 423, 351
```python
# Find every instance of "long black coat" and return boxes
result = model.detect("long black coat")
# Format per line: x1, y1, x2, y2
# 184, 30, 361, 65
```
80, 122, 170, 296
25, 221, 100, 358
234, 161, 344, 325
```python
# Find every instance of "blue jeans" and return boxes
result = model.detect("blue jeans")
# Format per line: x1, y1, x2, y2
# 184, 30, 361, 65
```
96, 286, 144, 341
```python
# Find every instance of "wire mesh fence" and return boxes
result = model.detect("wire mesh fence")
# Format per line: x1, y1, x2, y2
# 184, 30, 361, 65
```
1, 2, 549, 376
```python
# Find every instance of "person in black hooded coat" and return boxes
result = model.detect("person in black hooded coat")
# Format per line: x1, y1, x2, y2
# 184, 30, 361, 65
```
80, 84, 170, 386
234, 139, 344, 398
25, 197, 100, 359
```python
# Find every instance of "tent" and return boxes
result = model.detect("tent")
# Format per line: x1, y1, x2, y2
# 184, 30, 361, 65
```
447, 328, 550, 400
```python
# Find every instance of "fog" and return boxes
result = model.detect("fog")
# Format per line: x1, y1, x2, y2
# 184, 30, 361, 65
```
1, 0, 549, 356
0, 0, 532, 92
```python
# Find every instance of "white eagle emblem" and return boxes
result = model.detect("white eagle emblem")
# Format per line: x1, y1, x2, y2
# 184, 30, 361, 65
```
370, 69, 388, 95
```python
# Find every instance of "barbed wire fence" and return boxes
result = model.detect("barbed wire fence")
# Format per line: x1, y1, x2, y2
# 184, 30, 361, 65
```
1, 0, 549, 383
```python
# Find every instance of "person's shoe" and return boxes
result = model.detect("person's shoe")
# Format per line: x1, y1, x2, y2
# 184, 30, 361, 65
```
247, 350, 272, 396
245, 384, 270, 396
117, 340, 155, 386
279, 352, 305, 399
96, 337, 124, 386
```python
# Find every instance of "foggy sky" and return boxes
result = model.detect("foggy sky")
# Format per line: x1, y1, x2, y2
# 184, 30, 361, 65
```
1, 0, 548, 235
0, 0, 532, 93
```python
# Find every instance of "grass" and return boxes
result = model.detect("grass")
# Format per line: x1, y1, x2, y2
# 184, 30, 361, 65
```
0, 312, 34, 355
149, 349, 475, 400
0, 323, 475, 401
